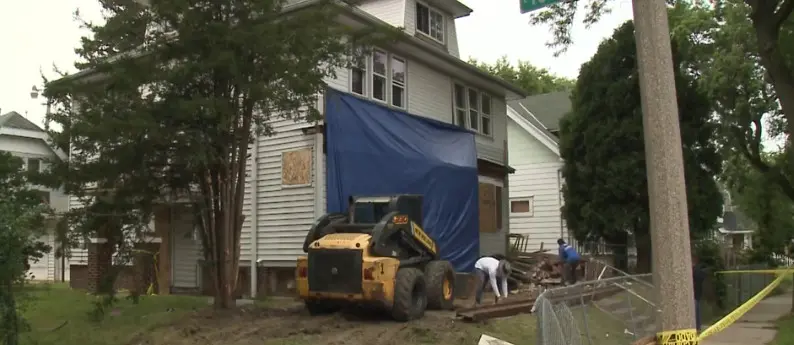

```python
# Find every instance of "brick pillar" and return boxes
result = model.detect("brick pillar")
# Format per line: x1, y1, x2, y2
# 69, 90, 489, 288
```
133, 238, 161, 295
86, 237, 112, 294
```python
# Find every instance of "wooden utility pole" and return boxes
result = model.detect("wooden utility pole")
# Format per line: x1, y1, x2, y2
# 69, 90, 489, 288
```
632, 0, 698, 343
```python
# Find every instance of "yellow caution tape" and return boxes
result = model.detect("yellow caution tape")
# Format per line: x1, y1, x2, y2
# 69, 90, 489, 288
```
657, 329, 698, 345
697, 273, 787, 341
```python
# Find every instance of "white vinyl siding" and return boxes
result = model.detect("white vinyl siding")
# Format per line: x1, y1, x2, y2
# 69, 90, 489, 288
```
28, 233, 56, 281
252, 119, 317, 266
356, 0, 406, 29
170, 209, 201, 288
506, 119, 566, 251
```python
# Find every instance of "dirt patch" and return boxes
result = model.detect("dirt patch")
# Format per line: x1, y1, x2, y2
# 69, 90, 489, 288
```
128, 297, 532, 345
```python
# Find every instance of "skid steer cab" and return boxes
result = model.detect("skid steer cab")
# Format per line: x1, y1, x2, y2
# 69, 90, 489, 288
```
296, 194, 456, 322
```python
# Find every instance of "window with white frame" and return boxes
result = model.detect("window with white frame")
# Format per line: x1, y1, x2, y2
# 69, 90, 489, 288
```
27, 158, 41, 173
510, 197, 534, 217
350, 50, 408, 109
416, 2, 445, 43
372, 50, 388, 102
351, 53, 367, 96
453, 83, 493, 136
391, 56, 406, 108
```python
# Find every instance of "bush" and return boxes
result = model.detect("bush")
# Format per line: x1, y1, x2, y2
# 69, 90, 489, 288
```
692, 239, 728, 309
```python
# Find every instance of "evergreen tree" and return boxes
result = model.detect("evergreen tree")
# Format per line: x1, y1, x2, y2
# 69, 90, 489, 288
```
559, 19, 723, 272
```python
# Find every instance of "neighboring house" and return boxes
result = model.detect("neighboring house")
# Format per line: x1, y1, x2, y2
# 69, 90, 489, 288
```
715, 188, 755, 250
56, 0, 526, 296
505, 91, 570, 251
0, 111, 69, 281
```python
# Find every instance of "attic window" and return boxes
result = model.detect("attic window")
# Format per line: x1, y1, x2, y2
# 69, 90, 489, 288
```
416, 2, 445, 43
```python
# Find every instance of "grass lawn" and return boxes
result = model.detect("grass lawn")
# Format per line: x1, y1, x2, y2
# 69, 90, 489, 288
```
768, 313, 794, 345
20, 283, 208, 345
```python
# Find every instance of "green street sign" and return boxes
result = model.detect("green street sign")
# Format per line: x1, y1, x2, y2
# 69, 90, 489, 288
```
520, 0, 562, 13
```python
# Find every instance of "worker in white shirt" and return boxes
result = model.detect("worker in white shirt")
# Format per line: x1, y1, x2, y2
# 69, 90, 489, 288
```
472, 256, 512, 306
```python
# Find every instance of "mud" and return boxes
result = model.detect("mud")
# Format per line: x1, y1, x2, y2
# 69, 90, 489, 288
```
133, 304, 480, 345
132, 291, 538, 345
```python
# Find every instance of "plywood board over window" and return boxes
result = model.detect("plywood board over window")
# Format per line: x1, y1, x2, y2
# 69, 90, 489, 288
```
479, 183, 497, 233
281, 148, 313, 187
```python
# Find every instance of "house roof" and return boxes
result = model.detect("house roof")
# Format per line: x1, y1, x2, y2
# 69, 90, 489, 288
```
0, 111, 44, 132
507, 101, 559, 145
722, 210, 755, 232
48, 0, 527, 101
506, 105, 560, 157
509, 91, 571, 132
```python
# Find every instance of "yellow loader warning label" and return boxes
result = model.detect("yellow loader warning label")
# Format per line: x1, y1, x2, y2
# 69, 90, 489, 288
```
410, 221, 436, 254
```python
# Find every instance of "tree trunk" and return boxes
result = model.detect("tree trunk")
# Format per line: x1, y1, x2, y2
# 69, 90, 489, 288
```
751, 11, 794, 142
635, 231, 653, 274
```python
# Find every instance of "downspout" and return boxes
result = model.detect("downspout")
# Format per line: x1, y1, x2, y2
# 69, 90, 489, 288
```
313, 93, 326, 220
249, 130, 260, 298
313, 124, 325, 220
558, 168, 564, 239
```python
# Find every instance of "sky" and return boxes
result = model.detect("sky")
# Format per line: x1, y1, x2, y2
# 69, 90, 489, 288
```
0, 0, 633, 128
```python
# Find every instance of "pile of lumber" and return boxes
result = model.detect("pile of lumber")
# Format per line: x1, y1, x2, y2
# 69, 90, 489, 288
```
504, 248, 566, 291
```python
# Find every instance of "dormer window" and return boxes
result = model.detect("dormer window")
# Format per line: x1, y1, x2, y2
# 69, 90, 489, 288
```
416, 2, 445, 43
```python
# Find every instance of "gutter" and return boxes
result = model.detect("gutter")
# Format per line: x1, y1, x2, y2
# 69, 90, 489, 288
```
48, 0, 527, 100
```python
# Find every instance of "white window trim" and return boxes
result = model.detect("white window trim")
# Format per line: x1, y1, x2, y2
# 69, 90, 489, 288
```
416, 1, 446, 44
349, 49, 408, 110
480, 93, 492, 136
452, 82, 493, 137
510, 197, 534, 217
349, 53, 368, 97
371, 49, 389, 104
390, 56, 407, 109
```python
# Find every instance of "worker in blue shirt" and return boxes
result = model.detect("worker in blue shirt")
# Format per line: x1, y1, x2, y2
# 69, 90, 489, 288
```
557, 239, 582, 285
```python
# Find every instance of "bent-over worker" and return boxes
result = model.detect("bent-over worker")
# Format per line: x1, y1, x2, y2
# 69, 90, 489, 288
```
557, 239, 581, 285
473, 256, 512, 306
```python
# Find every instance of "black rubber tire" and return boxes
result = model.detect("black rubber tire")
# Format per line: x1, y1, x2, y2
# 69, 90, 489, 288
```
391, 268, 427, 322
424, 260, 455, 310
305, 300, 340, 316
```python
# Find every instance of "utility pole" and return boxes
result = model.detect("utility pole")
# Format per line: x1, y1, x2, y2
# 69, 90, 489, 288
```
631, 0, 697, 343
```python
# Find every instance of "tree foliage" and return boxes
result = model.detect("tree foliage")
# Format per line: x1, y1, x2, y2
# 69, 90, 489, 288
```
722, 154, 794, 257
559, 16, 723, 272
468, 56, 574, 95
44, 0, 384, 308
531, 0, 794, 212
0, 152, 50, 345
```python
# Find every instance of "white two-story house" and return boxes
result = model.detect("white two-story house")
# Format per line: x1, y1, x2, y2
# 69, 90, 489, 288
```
0, 111, 69, 281
59, 0, 525, 297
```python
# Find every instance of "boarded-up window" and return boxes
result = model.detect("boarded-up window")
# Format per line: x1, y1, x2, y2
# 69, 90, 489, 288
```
479, 183, 497, 233
510, 198, 534, 216
281, 148, 312, 186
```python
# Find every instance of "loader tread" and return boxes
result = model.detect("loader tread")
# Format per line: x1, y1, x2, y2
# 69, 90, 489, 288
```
391, 267, 427, 322
425, 260, 455, 310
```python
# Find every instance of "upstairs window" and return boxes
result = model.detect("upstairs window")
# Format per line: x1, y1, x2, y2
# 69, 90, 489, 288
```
27, 158, 41, 173
391, 56, 406, 108
416, 2, 445, 43
372, 50, 388, 102
351, 54, 367, 96
453, 83, 493, 136
349, 50, 408, 109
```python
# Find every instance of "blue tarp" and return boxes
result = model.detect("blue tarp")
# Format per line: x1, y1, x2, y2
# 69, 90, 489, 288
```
325, 90, 480, 272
